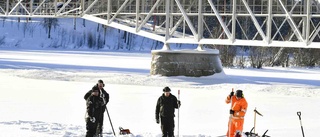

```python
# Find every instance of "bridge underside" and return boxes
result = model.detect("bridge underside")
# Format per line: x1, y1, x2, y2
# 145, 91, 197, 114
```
1, 0, 320, 48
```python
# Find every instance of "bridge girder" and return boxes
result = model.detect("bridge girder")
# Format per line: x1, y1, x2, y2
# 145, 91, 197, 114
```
1, 0, 320, 48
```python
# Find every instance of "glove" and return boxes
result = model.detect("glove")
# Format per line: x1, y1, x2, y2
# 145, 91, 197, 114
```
229, 109, 234, 115
177, 100, 181, 107
229, 91, 234, 98
156, 119, 160, 124
90, 117, 96, 123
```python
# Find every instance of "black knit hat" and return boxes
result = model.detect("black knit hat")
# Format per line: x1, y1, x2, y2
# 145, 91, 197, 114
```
98, 79, 104, 84
236, 90, 243, 98
163, 86, 171, 92
92, 86, 99, 92
98, 79, 105, 87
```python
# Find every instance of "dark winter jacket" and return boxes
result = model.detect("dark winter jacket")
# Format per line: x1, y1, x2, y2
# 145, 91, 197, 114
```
86, 94, 104, 121
84, 84, 109, 112
155, 94, 179, 120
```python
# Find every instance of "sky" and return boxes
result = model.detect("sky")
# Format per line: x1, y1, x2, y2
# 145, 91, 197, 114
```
0, 18, 320, 137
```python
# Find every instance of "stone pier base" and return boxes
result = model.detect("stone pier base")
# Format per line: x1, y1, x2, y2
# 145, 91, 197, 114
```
150, 49, 223, 77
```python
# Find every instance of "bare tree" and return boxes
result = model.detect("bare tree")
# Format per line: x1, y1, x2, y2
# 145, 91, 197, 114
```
249, 47, 269, 69
42, 18, 59, 38
97, 33, 104, 50
23, 22, 29, 38
214, 45, 237, 67
73, 18, 77, 30
235, 46, 248, 69
103, 25, 107, 45
292, 48, 320, 67
87, 32, 95, 49
0, 36, 5, 46
1, 17, 6, 27
267, 47, 293, 67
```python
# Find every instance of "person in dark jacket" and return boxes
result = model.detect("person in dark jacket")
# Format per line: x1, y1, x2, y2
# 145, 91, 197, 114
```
155, 86, 181, 137
84, 80, 109, 136
85, 86, 104, 137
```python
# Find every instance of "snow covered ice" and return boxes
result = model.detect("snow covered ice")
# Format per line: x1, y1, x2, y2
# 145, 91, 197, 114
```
0, 49, 319, 137
0, 18, 319, 137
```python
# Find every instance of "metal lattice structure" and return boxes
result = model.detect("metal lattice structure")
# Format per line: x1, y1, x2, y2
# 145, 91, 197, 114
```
1, 0, 320, 48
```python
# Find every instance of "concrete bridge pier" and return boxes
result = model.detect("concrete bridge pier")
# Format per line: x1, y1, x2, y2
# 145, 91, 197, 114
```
150, 45, 223, 77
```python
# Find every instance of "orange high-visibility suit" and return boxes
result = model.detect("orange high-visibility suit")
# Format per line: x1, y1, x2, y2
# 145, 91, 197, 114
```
226, 95, 248, 137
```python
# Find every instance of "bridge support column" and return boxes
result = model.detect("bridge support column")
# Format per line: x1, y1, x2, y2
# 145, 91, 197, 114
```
162, 43, 171, 50
151, 49, 223, 77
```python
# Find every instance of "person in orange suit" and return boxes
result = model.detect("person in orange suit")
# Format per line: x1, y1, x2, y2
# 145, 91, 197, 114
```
225, 90, 248, 137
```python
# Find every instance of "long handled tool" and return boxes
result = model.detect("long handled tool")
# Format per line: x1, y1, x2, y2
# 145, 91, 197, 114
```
106, 106, 116, 136
254, 108, 263, 134
297, 111, 305, 137
177, 90, 180, 137
228, 88, 234, 137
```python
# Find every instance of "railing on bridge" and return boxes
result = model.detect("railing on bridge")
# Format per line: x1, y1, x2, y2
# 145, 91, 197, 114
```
0, 0, 320, 48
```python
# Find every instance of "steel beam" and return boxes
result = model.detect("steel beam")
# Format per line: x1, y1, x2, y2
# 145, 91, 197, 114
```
241, 0, 266, 42
135, 0, 140, 31
6, 0, 9, 15
165, 0, 170, 41
174, 0, 198, 39
266, 0, 273, 44
207, 0, 231, 40
309, 22, 320, 44
1, 0, 320, 48
169, 0, 196, 35
136, 0, 163, 32
56, 0, 73, 15
231, 0, 236, 42
277, 0, 304, 42
108, 0, 131, 23
198, 0, 203, 41
305, 0, 311, 45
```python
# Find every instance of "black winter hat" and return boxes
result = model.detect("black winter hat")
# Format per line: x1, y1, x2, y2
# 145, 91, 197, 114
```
163, 86, 171, 92
92, 86, 99, 92
236, 90, 243, 98
98, 79, 105, 87
98, 79, 104, 84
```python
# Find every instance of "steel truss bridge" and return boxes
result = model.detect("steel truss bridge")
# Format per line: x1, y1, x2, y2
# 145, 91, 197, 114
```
1, 0, 320, 48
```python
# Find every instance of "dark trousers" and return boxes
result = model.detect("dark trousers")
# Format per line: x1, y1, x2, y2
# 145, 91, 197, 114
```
85, 117, 104, 137
161, 116, 174, 137
97, 114, 104, 134
86, 118, 98, 137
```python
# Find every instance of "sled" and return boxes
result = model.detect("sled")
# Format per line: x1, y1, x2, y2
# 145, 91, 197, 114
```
118, 127, 134, 137
119, 127, 131, 135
